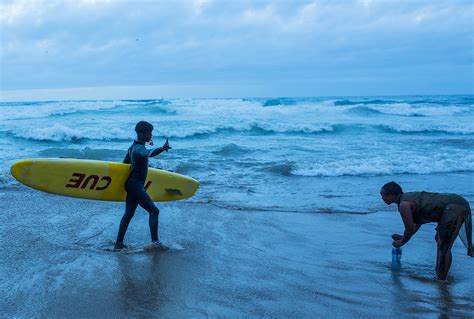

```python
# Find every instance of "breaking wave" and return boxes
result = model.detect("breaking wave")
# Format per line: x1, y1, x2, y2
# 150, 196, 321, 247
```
0, 99, 175, 121
7, 120, 473, 144
290, 156, 474, 177
212, 143, 252, 157
9, 123, 336, 142
378, 124, 474, 135
17, 124, 131, 142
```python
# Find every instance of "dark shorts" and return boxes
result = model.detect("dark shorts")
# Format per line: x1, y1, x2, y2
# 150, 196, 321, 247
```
436, 204, 470, 244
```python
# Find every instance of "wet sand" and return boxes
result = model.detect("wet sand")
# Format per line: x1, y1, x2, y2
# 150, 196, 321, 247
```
1, 186, 473, 318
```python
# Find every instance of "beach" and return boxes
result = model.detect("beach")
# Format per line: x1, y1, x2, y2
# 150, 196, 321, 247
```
0, 96, 473, 317
1, 184, 473, 318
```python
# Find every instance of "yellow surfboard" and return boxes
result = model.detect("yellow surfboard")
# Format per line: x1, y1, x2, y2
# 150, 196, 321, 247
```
10, 158, 199, 202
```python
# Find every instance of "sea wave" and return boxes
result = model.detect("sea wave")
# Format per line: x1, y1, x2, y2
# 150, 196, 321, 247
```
48, 104, 175, 118
212, 143, 252, 157
172, 161, 204, 174
121, 99, 171, 106
262, 98, 297, 107
290, 155, 474, 177
332, 97, 470, 107
126, 105, 176, 115
0, 98, 174, 121
341, 102, 469, 117
0, 171, 16, 187
334, 99, 399, 106
38, 147, 126, 160
261, 161, 294, 176
48, 100, 175, 118
8, 120, 472, 144
434, 138, 474, 148
165, 123, 335, 139
366, 104, 467, 117
0, 101, 128, 121
378, 124, 474, 135
10, 124, 247, 142
18, 124, 131, 142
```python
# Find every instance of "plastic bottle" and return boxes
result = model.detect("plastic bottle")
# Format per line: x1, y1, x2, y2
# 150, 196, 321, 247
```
391, 246, 402, 269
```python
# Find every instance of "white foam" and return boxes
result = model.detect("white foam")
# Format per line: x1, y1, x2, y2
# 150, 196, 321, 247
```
366, 103, 468, 117
292, 154, 474, 177
381, 122, 474, 135
162, 242, 185, 251
19, 124, 132, 142
0, 170, 16, 187
0, 100, 128, 121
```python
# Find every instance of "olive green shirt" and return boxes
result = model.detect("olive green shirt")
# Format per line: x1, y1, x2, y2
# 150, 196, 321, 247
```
399, 191, 472, 257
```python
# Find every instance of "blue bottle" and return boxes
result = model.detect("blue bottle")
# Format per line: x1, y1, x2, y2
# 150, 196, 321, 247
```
391, 246, 402, 269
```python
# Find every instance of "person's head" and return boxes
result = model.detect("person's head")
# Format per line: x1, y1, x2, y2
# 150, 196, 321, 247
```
380, 181, 403, 205
135, 121, 153, 142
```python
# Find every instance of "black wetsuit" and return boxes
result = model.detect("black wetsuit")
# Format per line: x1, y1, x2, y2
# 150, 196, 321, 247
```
116, 141, 162, 244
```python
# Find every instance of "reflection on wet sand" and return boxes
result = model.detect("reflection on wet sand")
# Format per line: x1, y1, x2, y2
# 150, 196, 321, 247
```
116, 254, 166, 316
2, 189, 473, 318
436, 282, 454, 319
389, 263, 473, 318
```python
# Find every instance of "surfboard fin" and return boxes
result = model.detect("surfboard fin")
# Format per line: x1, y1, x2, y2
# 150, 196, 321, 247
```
165, 188, 183, 195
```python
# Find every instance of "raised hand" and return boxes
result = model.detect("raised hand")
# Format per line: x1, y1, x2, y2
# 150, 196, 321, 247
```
162, 138, 171, 152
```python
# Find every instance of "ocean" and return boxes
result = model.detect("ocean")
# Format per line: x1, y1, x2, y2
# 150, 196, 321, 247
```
1, 95, 473, 317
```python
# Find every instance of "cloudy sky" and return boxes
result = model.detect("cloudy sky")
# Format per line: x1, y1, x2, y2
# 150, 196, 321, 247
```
1, 0, 473, 100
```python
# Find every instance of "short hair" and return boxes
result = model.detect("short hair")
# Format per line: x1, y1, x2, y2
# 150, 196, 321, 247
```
381, 181, 403, 196
135, 121, 153, 134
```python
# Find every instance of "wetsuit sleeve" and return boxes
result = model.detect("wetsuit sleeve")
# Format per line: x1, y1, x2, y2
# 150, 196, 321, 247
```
135, 144, 151, 158
148, 147, 164, 157
123, 148, 131, 164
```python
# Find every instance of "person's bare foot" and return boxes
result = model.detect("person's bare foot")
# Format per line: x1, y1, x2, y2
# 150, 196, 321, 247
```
114, 242, 128, 251
144, 241, 169, 251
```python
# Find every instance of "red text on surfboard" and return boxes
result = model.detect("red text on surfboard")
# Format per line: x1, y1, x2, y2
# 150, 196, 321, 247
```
65, 173, 112, 190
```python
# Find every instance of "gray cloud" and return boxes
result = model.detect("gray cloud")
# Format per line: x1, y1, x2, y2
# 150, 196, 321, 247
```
1, 0, 473, 98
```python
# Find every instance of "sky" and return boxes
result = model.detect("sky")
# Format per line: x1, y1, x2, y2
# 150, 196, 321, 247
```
0, 0, 473, 101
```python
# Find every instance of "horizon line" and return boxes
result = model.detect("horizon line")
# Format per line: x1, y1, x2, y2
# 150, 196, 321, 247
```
1, 84, 473, 103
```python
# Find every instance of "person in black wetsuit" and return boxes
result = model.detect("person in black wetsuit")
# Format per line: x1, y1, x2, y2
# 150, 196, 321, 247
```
114, 121, 171, 251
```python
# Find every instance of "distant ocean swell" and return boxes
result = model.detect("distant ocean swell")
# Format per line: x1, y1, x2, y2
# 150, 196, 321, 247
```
0, 101, 125, 120
0, 100, 174, 121
345, 104, 468, 117
265, 97, 473, 106
257, 100, 470, 117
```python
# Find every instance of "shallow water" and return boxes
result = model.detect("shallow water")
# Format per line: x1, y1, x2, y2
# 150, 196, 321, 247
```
1, 187, 473, 318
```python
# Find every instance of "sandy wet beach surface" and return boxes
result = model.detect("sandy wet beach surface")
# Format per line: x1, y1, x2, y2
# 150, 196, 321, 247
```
1, 186, 473, 318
